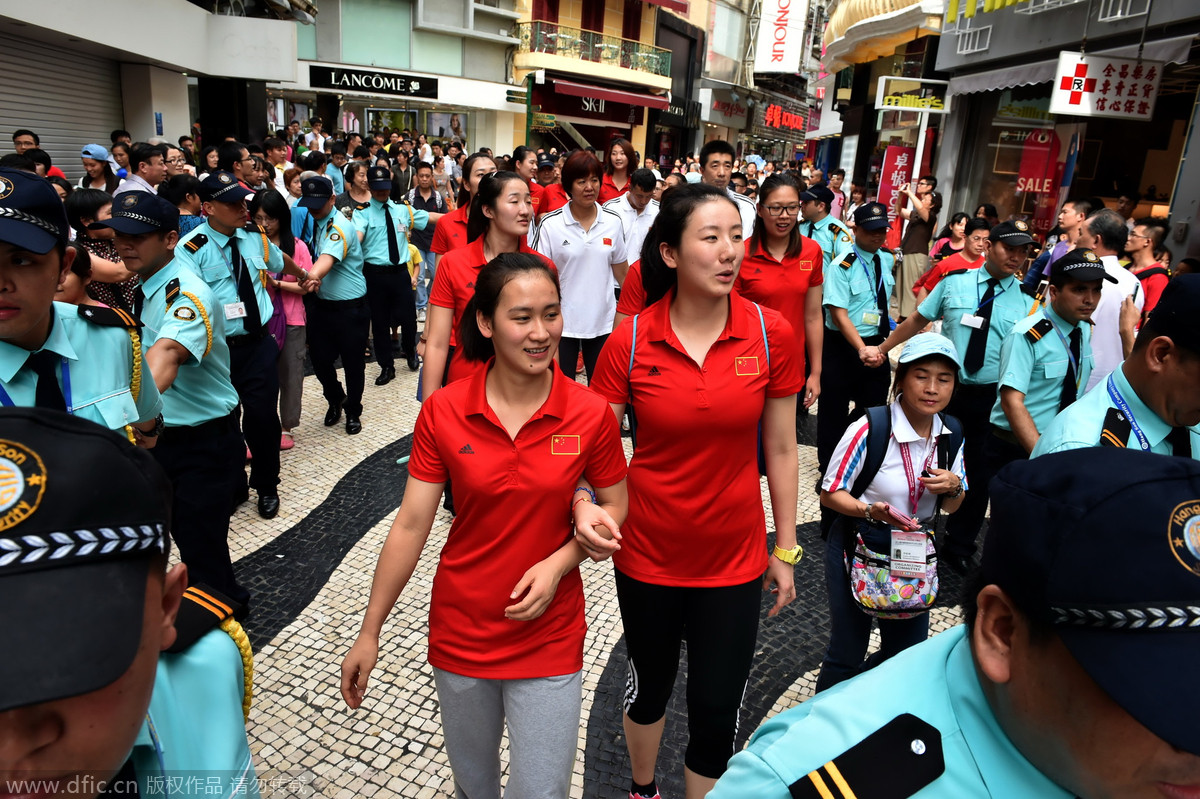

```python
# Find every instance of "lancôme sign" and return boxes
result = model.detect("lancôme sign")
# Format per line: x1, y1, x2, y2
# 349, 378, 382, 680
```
309, 65, 439, 99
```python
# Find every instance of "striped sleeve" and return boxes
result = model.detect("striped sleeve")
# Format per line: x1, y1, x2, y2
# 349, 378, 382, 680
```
821, 417, 872, 495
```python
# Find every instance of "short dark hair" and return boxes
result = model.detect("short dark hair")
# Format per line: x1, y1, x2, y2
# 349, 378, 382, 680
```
47, 176, 73, 199
178, 134, 194, 146
329, 142, 347, 157
413, 160, 433, 173
64, 188, 113, 235
217, 141, 248, 172
159, 174, 203, 207
0, 154, 35, 172
1133, 216, 1167, 249
560, 150, 602, 196
629, 168, 657, 193
24, 148, 52, 170
1086, 208, 1128, 252
110, 129, 131, 144
460, 252, 560, 362
699, 139, 735, 167
11, 128, 38, 145
352, 145, 371, 160
129, 142, 166, 174
919, 174, 937, 188
829, 168, 846, 179
264, 137, 286, 152
964, 217, 991, 236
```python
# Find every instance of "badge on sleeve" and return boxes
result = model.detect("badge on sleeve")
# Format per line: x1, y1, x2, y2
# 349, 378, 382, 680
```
174, 306, 197, 321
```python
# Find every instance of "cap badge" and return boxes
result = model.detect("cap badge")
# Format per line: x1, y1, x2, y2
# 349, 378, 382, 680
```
122, 194, 139, 208
1168, 499, 1200, 577
0, 177, 13, 201
1084, 250, 1099, 262
0, 439, 47, 532
872, 204, 884, 215
218, 173, 233, 184
1015, 220, 1028, 231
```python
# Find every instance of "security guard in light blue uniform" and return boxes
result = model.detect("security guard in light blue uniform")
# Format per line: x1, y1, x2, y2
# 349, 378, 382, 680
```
0, 167, 163, 441
800, 183, 853, 271
353, 165, 429, 383
298, 174, 370, 435
817, 202, 895, 476
174, 171, 289, 520
1033, 274, 1200, 459
711, 447, 1200, 798
91, 193, 249, 613
0, 408, 259, 799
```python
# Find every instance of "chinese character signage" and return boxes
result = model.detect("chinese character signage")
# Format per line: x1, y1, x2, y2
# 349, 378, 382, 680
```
874, 77, 951, 115
1049, 52, 1162, 121
877, 145, 915, 224
763, 104, 806, 131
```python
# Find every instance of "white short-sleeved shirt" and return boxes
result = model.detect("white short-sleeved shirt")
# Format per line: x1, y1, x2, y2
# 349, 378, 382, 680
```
602, 194, 658, 266
529, 202, 628, 338
727, 187, 757, 240
821, 400, 968, 524
1084, 255, 1144, 392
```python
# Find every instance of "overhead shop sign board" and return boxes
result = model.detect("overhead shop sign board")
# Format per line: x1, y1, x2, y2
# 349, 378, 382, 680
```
1048, 52, 1162, 121
875, 77, 951, 114
753, 0, 809, 74
309, 65, 439, 99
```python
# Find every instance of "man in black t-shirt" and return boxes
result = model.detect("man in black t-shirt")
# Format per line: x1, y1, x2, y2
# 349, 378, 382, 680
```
406, 161, 447, 321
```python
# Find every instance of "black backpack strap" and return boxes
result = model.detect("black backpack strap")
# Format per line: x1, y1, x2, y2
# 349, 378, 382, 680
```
848, 406, 893, 501
933, 412, 964, 520
1136, 266, 1169, 282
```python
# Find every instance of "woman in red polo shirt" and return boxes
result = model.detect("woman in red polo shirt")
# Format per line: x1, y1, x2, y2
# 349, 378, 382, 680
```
422, 171, 556, 401
512, 145, 544, 215
589, 183, 803, 799
600, 137, 635, 203
341, 253, 628, 798
429, 151, 497, 258
736, 172, 824, 410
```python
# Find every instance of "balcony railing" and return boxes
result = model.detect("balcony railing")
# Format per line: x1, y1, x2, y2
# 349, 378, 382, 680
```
516, 21, 671, 78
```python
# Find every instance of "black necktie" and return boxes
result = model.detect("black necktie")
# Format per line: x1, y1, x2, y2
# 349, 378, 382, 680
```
28, 350, 66, 412
133, 284, 145, 322
964, 278, 998, 374
1060, 327, 1082, 411
230, 245, 259, 324
806, 220, 815, 238
384, 205, 401, 265
872, 254, 890, 338
1167, 425, 1192, 457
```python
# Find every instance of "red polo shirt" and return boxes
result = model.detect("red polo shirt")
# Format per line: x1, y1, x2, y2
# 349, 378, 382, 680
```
409, 363, 627, 679
735, 237, 824, 376
431, 205, 470, 255
590, 290, 804, 587
599, 173, 629, 204
529, 179, 544, 215
912, 251, 983, 296
539, 183, 568, 218
429, 236, 557, 382
616, 259, 647, 317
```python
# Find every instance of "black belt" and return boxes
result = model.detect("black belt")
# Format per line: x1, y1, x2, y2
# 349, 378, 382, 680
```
160, 413, 236, 445
227, 324, 268, 347
312, 295, 368, 309
990, 424, 1020, 446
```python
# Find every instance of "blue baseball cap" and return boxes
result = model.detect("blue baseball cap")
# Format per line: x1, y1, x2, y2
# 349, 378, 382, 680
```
298, 175, 335, 209
199, 171, 254, 204
897, 332, 962, 370
854, 202, 890, 231
0, 167, 69, 253
984, 448, 1200, 755
89, 192, 179, 235
80, 143, 110, 162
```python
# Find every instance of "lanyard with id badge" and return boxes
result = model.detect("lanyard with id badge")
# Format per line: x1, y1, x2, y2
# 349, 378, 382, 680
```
854, 247, 889, 330
220, 243, 250, 322
960, 278, 1004, 331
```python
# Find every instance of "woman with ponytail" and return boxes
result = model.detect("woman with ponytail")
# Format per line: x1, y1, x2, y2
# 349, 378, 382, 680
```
342, 253, 628, 799
428, 151, 497, 259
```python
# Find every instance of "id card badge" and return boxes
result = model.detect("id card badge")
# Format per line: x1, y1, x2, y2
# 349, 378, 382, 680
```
960, 313, 985, 330
224, 302, 248, 320
862, 310, 882, 326
890, 530, 927, 578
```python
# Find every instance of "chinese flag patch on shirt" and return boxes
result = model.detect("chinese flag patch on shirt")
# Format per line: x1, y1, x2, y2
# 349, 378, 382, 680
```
551, 435, 581, 455
734, 356, 761, 376
602, 237, 613, 246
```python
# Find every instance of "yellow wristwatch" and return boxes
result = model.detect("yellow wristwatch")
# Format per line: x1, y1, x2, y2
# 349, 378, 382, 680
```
772, 544, 804, 565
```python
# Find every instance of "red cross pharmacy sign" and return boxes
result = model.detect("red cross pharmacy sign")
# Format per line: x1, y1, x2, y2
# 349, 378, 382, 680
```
1049, 52, 1163, 121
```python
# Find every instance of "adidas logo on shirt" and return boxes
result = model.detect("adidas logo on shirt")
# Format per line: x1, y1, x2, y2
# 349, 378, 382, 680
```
647, 366, 661, 376
561, 239, 570, 246
754, 268, 763, 274
458, 444, 475, 455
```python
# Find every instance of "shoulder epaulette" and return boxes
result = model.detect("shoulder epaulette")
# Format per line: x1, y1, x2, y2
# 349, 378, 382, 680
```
77, 304, 140, 329
1025, 317, 1054, 342
165, 277, 181, 309
827, 219, 847, 236
1099, 407, 1132, 448
838, 252, 857, 270
942, 268, 971, 278
167, 584, 253, 720
182, 233, 208, 254
788, 713, 944, 799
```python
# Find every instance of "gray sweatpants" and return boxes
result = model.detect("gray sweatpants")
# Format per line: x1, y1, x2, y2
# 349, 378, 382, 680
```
433, 667, 582, 799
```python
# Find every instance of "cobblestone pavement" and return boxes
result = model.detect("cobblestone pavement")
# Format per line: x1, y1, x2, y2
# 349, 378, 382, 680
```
227, 353, 975, 798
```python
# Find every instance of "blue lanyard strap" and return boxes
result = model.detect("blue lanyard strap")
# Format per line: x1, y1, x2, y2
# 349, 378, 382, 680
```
1044, 311, 1081, 388
853, 246, 883, 294
1107, 374, 1150, 451
0, 356, 73, 411
976, 277, 1004, 312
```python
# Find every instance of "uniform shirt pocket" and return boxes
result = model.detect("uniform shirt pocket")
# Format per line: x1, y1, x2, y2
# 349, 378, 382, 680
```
1041, 358, 1069, 379
199, 261, 231, 284
79, 390, 140, 429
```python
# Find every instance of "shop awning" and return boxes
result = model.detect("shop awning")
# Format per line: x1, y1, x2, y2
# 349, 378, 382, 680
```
947, 33, 1195, 95
822, 0, 943, 73
642, 0, 689, 13
552, 79, 670, 110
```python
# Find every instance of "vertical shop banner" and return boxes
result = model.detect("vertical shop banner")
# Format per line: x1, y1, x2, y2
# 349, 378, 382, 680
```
1049, 52, 1163, 121
753, 0, 809, 73
1018, 128, 1063, 236
878, 145, 916, 222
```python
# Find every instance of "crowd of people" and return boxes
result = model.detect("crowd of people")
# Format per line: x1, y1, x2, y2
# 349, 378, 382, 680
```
2, 119, 1199, 799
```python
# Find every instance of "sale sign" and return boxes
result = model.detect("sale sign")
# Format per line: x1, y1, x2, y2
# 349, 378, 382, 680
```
1049, 51, 1163, 121
877, 145, 916, 224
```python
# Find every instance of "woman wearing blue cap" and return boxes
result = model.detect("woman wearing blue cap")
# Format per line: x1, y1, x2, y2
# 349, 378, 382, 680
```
817, 332, 968, 691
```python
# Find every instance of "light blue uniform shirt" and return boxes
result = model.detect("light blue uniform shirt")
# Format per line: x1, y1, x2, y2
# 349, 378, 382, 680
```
823, 245, 896, 338
1032, 363, 1200, 457
140, 261, 239, 427
311, 211, 368, 301
918, 266, 1034, 386
0, 302, 162, 431
990, 304, 1094, 434
174, 223, 281, 337
325, 161, 345, 194
710, 626, 1074, 799
804, 213, 853, 270
352, 197, 429, 265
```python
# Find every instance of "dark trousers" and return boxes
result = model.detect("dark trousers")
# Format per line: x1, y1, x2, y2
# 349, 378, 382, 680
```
307, 296, 370, 417
982, 426, 1029, 498
228, 333, 281, 492
558, 335, 608, 381
365, 265, 416, 370
152, 417, 250, 610
816, 332, 891, 473
814, 522, 928, 693
942, 383, 999, 558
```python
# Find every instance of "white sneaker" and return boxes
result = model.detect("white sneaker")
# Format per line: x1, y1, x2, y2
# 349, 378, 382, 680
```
417, 308, 427, 322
